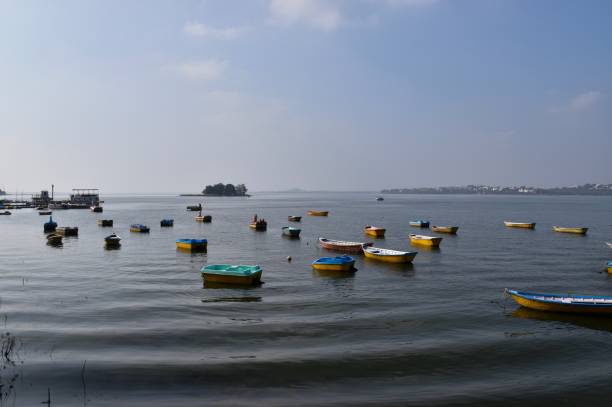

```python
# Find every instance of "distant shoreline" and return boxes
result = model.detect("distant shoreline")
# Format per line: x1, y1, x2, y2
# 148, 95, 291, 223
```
382, 184, 612, 196
179, 193, 251, 197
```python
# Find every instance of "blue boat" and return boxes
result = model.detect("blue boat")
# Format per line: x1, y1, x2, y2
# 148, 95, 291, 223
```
507, 289, 612, 315
312, 255, 355, 271
409, 220, 430, 228
44, 216, 57, 233
176, 238, 207, 251
130, 224, 150, 233
160, 219, 174, 227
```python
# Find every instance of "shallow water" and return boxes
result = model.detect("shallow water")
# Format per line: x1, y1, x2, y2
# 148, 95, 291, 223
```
0, 192, 611, 406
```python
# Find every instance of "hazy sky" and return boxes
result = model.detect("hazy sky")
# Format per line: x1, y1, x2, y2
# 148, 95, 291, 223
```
1, 0, 610, 193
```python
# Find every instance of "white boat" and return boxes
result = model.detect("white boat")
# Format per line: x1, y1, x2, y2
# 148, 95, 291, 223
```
607, 242, 612, 249
362, 246, 417, 263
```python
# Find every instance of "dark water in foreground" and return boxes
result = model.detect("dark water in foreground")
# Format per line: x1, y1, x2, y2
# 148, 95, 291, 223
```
1, 192, 611, 406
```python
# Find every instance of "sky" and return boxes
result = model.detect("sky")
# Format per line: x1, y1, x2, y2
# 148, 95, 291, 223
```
0, 0, 610, 193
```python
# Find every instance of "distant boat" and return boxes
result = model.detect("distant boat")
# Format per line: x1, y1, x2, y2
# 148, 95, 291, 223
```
160, 219, 174, 227
91, 205, 103, 213
607, 242, 612, 249
55, 227, 78, 237
176, 238, 207, 252
608, 261, 612, 274
201, 264, 262, 285
431, 225, 459, 234
288, 216, 302, 222
44, 216, 57, 233
364, 225, 386, 238
409, 234, 442, 247
409, 220, 430, 228
308, 210, 329, 216
249, 214, 267, 231
187, 204, 202, 211
362, 245, 417, 264
282, 226, 301, 238
376, 197, 384, 201
504, 221, 536, 229
97, 219, 113, 227
553, 226, 588, 235
0, 211, 11, 216
312, 255, 355, 272
195, 215, 212, 223
104, 233, 121, 248
506, 289, 612, 315
319, 237, 372, 254
130, 224, 150, 233
39, 210, 52, 215
46, 233, 63, 246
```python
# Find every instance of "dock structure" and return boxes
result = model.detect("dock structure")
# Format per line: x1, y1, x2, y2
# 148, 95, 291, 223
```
70, 189, 100, 206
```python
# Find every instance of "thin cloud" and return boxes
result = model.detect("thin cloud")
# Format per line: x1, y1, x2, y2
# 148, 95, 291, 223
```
183, 22, 245, 40
549, 90, 603, 113
163, 60, 227, 81
269, 0, 343, 31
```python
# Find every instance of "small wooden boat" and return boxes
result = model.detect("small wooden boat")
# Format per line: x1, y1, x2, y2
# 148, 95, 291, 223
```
249, 214, 267, 231
308, 210, 329, 216
55, 227, 78, 236
431, 225, 459, 234
176, 238, 207, 252
409, 234, 442, 247
104, 233, 121, 248
506, 289, 612, 315
44, 216, 57, 233
91, 205, 103, 213
130, 224, 150, 233
0, 211, 11, 215
46, 233, 63, 246
362, 245, 417, 263
201, 264, 262, 285
282, 226, 301, 237
608, 261, 612, 274
195, 215, 212, 223
319, 237, 372, 254
97, 219, 113, 227
364, 225, 386, 238
187, 204, 202, 211
288, 216, 302, 222
409, 220, 430, 228
39, 210, 52, 215
312, 255, 355, 271
504, 221, 536, 229
160, 219, 174, 227
376, 197, 384, 201
553, 226, 588, 235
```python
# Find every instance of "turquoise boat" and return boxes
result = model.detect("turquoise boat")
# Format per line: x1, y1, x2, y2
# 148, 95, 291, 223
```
312, 256, 355, 271
409, 220, 430, 228
282, 226, 301, 237
201, 264, 262, 285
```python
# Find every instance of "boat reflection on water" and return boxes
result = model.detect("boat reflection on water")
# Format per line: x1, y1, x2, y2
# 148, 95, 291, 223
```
312, 268, 357, 279
512, 307, 612, 333
202, 279, 264, 289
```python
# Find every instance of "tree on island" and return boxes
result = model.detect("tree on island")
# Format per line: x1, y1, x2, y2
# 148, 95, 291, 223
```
202, 183, 248, 196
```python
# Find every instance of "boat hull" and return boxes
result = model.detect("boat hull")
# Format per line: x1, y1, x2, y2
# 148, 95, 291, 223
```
409, 235, 442, 247
202, 271, 262, 285
130, 228, 149, 233
97, 220, 113, 227
308, 211, 329, 216
319, 238, 371, 254
282, 228, 301, 237
364, 228, 386, 238
363, 250, 416, 264
250, 223, 267, 231
288, 216, 301, 222
176, 242, 207, 251
431, 226, 458, 234
504, 222, 536, 229
55, 227, 79, 237
508, 290, 612, 315
553, 226, 588, 235
311, 262, 354, 271
409, 221, 430, 228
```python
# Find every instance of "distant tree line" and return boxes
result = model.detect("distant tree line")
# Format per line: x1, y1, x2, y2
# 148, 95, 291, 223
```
202, 183, 248, 196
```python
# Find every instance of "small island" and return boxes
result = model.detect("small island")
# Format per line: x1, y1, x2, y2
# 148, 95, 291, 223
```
180, 183, 250, 197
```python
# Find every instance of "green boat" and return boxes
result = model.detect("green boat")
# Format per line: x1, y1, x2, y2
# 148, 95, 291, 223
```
201, 264, 262, 285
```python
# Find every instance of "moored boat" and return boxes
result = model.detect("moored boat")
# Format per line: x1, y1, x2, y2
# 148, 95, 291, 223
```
376, 197, 384, 201
97, 219, 113, 227
553, 226, 588, 235
312, 255, 355, 271
282, 226, 301, 237
160, 219, 174, 227
55, 226, 78, 236
195, 215, 212, 223
506, 289, 612, 315
608, 261, 612, 274
607, 242, 612, 249
176, 238, 208, 252
130, 224, 150, 233
249, 214, 267, 231
409, 234, 442, 247
104, 233, 121, 248
39, 210, 52, 215
44, 216, 57, 232
364, 225, 386, 238
409, 220, 430, 228
431, 225, 459, 234
362, 245, 417, 263
187, 204, 202, 211
91, 205, 103, 213
308, 210, 329, 216
288, 215, 302, 222
201, 264, 262, 285
0, 211, 11, 215
46, 233, 63, 246
319, 237, 372, 254
504, 221, 536, 229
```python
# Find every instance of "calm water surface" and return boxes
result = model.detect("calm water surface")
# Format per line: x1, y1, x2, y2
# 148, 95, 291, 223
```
1, 192, 611, 406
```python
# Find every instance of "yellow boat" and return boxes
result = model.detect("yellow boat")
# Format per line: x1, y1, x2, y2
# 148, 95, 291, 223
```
308, 210, 329, 216
176, 239, 208, 252
409, 234, 442, 247
431, 225, 459, 234
364, 225, 386, 238
362, 246, 417, 263
608, 261, 612, 274
506, 289, 612, 315
553, 226, 588, 235
504, 221, 536, 229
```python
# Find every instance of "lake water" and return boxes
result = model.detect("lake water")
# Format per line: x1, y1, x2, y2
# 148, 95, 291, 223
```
1, 192, 611, 406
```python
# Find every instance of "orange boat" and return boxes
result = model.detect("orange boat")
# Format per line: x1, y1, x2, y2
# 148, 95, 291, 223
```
364, 225, 386, 238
